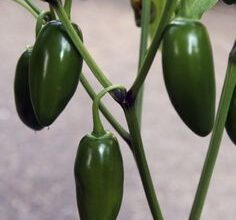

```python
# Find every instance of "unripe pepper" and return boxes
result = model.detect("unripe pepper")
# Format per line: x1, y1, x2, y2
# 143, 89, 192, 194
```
74, 132, 124, 220
14, 48, 43, 130
29, 20, 83, 126
74, 85, 125, 220
162, 18, 216, 136
225, 41, 236, 144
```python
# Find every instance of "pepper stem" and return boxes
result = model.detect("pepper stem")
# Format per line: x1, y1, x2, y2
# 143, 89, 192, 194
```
80, 74, 131, 144
92, 85, 126, 136
177, 0, 191, 18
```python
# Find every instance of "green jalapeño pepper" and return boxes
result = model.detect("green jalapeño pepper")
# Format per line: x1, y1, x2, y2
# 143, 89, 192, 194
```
225, 41, 236, 144
14, 48, 43, 130
162, 18, 216, 136
29, 20, 83, 126
74, 85, 124, 220
74, 132, 124, 220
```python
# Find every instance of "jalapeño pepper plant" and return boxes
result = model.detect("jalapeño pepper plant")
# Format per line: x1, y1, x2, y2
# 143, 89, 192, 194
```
4, 0, 236, 219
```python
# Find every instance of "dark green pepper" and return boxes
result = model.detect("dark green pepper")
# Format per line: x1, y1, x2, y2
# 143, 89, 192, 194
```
14, 48, 43, 130
74, 132, 124, 220
222, 0, 236, 5
225, 41, 236, 144
29, 20, 83, 126
162, 18, 216, 136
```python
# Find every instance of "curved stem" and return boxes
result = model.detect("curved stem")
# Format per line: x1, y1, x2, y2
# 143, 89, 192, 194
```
11, 0, 38, 18
92, 85, 126, 136
64, 0, 72, 19
80, 74, 131, 145
177, 0, 191, 18
189, 57, 236, 219
35, 11, 52, 37
124, 105, 164, 220
135, 0, 151, 125
49, 5, 57, 19
25, 0, 41, 14
128, 0, 177, 102
53, 2, 113, 89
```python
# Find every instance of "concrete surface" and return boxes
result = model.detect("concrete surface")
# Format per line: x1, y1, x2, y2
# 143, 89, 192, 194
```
0, 0, 236, 219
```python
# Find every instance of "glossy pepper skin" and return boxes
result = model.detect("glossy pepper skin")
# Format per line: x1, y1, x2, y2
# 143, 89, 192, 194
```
29, 20, 83, 126
74, 132, 124, 220
226, 89, 236, 144
162, 18, 216, 136
222, 0, 236, 5
14, 48, 43, 130
225, 41, 236, 144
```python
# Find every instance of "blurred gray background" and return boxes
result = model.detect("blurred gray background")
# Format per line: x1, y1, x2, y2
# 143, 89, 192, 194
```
0, 0, 236, 219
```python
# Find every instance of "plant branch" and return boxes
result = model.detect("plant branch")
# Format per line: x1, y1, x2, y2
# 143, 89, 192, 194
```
189, 51, 236, 220
53, 2, 113, 90
11, 0, 38, 18
124, 105, 164, 220
64, 0, 72, 19
25, 0, 41, 14
128, 0, 177, 103
135, 0, 151, 125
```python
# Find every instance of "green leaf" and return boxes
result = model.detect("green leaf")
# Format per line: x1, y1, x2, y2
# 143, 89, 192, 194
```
184, 0, 218, 19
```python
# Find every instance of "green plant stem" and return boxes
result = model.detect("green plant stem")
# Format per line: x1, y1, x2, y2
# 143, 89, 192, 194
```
53, 2, 113, 89
64, 0, 72, 19
49, 5, 57, 19
189, 61, 236, 220
178, 0, 194, 18
80, 74, 131, 145
135, 0, 151, 125
24, 0, 41, 14
11, 0, 38, 18
92, 85, 126, 136
124, 105, 163, 220
128, 0, 177, 102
